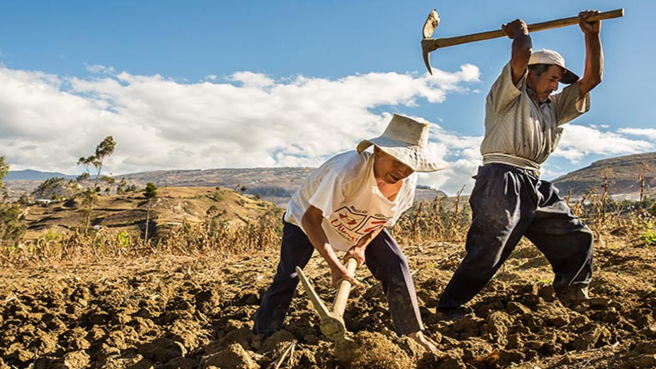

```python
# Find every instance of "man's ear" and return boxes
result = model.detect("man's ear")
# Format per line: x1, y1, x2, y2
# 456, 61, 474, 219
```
527, 68, 534, 79
526, 69, 536, 89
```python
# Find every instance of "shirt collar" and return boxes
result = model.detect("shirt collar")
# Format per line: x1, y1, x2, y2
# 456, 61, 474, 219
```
526, 88, 552, 105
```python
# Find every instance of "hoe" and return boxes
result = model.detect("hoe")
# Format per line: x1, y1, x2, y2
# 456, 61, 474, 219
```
296, 257, 358, 344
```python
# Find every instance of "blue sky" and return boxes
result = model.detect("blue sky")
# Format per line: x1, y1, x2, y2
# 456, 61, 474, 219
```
0, 0, 654, 195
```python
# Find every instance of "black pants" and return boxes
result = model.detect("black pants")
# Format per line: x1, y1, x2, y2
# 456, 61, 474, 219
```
254, 220, 424, 336
438, 164, 594, 309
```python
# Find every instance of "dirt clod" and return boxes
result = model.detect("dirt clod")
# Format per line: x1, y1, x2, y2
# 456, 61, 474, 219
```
336, 331, 412, 369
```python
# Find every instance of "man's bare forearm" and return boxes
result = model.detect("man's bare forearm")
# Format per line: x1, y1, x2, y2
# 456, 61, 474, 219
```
581, 32, 603, 96
301, 206, 347, 273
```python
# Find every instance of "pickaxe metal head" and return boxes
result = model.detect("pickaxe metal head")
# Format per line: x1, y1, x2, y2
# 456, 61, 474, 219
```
421, 9, 440, 75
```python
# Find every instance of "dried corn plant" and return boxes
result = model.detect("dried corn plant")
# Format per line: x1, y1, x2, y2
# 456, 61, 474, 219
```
2, 176, 654, 268
391, 189, 469, 245
1, 213, 283, 268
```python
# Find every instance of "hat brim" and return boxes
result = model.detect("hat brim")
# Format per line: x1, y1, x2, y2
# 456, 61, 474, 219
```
357, 138, 447, 172
560, 69, 579, 85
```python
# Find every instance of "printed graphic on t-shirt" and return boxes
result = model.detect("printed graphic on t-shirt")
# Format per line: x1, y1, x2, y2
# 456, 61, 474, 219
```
329, 206, 389, 243
336, 206, 366, 231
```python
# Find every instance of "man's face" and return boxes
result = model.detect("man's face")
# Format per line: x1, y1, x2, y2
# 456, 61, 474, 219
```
527, 64, 565, 103
373, 147, 415, 184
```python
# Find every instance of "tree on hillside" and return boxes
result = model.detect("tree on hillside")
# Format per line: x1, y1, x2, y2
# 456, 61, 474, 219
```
0, 204, 26, 246
116, 177, 128, 194
77, 136, 116, 233
639, 163, 650, 203
0, 156, 26, 245
33, 177, 78, 200
143, 182, 158, 242
0, 156, 9, 203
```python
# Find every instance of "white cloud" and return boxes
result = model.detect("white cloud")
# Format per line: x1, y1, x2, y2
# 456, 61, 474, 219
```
3, 62, 652, 196
618, 128, 656, 140
553, 124, 655, 162
0, 64, 480, 193
418, 128, 482, 195
85, 64, 116, 75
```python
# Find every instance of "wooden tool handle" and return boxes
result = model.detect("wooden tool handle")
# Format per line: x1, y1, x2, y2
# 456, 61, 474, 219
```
434, 9, 623, 48
332, 258, 358, 316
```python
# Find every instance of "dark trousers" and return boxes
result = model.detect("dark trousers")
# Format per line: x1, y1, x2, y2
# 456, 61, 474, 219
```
438, 164, 594, 309
254, 220, 424, 336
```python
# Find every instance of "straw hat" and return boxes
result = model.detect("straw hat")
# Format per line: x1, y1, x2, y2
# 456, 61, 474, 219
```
529, 49, 579, 84
356, 114, 445, 172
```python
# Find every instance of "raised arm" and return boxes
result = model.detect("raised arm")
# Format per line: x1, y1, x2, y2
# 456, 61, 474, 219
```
502, 19, 532, 85
578, 10, 604, 97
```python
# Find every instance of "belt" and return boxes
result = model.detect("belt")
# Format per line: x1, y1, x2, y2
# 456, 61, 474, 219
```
483, 153, 541, 177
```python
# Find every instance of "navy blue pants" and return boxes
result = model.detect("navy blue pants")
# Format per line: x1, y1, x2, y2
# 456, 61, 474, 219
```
254, 220, 424, 336
438, 164, 594, 309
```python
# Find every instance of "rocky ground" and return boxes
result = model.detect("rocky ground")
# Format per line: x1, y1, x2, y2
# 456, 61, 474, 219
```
1, 232, 655, 369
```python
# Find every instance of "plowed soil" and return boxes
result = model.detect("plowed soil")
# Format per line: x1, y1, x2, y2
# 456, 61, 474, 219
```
1, 234, 655, 369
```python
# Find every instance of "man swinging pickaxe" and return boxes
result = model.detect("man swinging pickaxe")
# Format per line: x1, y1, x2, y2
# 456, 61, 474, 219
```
421, 8, 623, 74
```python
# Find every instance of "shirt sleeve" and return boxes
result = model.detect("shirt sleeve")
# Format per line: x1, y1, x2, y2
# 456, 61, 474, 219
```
552, 81, 590, 126
486, 62, 526, 117
307, 168, 346, 219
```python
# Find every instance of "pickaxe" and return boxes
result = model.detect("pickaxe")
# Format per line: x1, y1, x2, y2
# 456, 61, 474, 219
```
296, 257, 359, 343
422, 8, 624, 74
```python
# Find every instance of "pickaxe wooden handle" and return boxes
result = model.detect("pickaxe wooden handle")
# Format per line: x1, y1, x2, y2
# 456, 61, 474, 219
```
331, 257, 359, 316
422, 8, 624, 74
296, 257, 359, 342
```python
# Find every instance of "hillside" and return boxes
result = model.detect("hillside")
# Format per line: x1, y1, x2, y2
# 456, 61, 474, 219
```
22, 186, 282, 240
8, 151, 656, 205
553, 152, 656, 198
6, 167, 446, 207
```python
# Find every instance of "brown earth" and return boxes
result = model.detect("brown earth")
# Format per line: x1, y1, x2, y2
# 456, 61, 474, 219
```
1, 232, 655, 369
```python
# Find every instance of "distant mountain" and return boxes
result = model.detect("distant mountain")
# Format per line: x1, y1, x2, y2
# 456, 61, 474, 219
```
13, 151, 652, 205
553, 152, 656, 199
119, 167, 446, 206
6, 169, 77, 181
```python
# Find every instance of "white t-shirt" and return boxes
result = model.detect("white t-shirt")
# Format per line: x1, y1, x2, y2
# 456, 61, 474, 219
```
284, 150, 417, 252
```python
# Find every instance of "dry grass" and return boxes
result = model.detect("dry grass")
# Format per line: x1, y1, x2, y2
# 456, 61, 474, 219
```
2, 191, 654, 268
1, 213, 283, 267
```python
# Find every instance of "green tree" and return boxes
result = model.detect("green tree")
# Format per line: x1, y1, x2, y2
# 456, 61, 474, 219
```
116, 177, 128, 194
0, 204, 26, 246
0, 156, 9, 203
32, 177, 76, 200
0, 156, 26, 245
144, 182, 158, 199
143, 182, 158, 242
77, 136, 116, 233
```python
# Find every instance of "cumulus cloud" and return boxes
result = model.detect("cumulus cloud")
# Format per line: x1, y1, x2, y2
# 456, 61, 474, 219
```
417, 128, 482, 194
618, 128, 656, 140
2, 62, 653, 196
553, 124, 655, 162
0, 64, 480, 191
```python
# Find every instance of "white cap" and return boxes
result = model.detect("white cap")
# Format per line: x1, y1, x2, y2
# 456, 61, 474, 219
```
528, 49, 579, 84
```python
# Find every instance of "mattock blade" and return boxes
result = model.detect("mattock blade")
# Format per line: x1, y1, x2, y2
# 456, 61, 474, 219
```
296, 266, 349, 342
296, 266, 331, 320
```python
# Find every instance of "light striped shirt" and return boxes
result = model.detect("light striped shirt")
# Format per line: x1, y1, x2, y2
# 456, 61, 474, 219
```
480, 62, 590, 170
